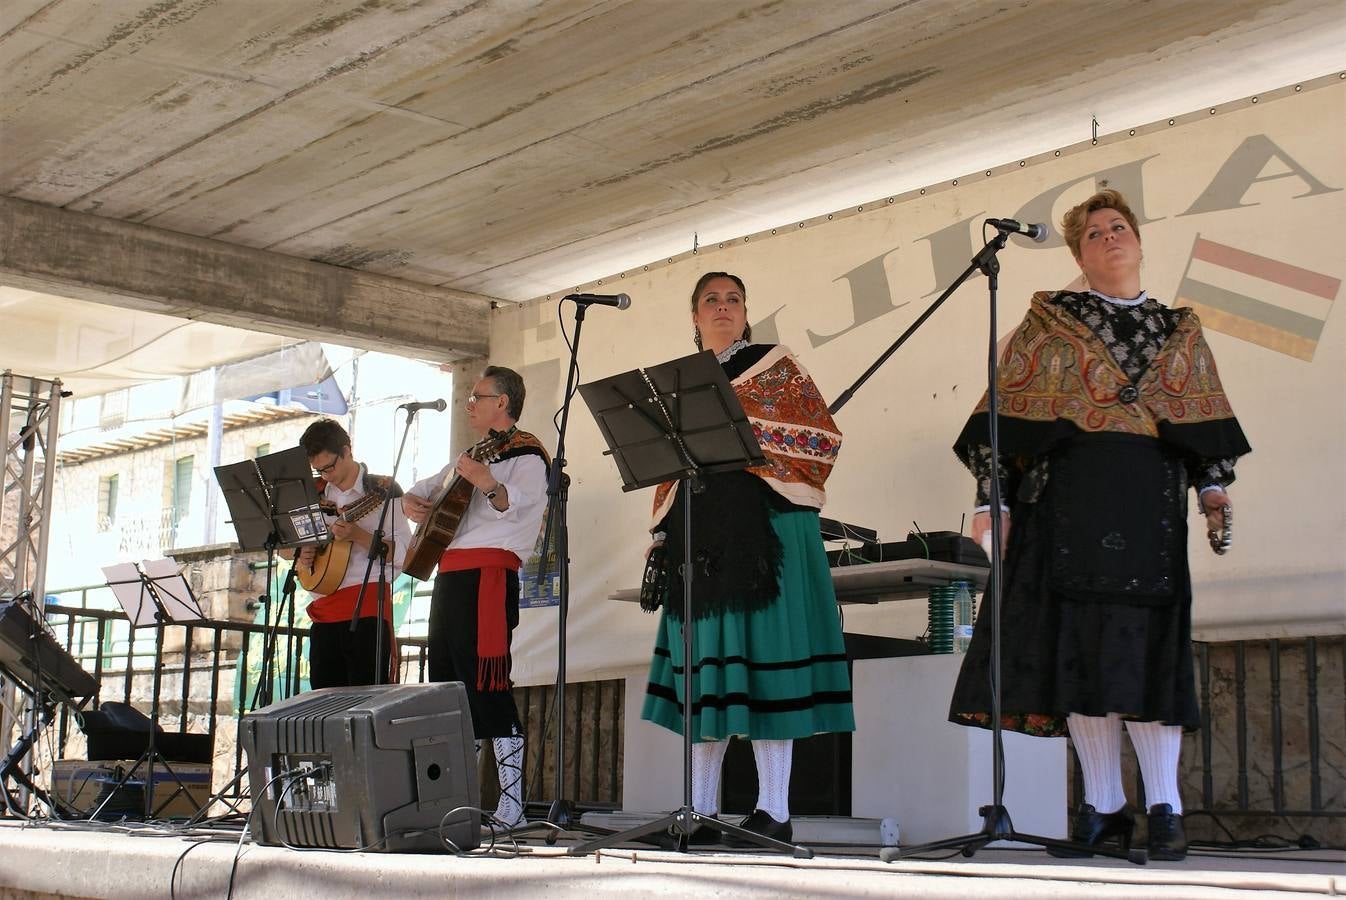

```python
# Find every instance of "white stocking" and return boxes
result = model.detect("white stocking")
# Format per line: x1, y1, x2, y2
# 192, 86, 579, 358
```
491, 731, 526, 827
1067, 712, 1126, 814
751, 739, 793, 824
691, 739, 728, 816
1125, 719, 1183, 813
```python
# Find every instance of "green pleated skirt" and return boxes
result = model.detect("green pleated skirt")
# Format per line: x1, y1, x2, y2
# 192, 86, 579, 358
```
641, 507, 855, 741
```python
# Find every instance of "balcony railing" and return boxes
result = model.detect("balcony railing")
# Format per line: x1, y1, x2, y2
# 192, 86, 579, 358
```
23, 597, 1341, 833
27, 600, 623, 815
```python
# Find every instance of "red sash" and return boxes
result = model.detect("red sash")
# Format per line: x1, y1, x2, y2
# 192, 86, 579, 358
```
306, 584, 400, 683
439, 547, 522, 691
306, 583, 394, 624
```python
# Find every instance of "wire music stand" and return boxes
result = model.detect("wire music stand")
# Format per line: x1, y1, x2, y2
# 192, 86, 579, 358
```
191, 448, 326, 822
94, 559, 205, 819
566, 351, 810, 857
214, 447, 326, 708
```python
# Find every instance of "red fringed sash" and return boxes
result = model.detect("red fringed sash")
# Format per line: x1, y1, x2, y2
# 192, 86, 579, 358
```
438, 547, 522, 691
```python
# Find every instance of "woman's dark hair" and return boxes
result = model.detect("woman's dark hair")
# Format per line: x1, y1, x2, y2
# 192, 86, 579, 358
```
299, 418, 351, 460
483, 365, 526, 420
690, 271, 752, 349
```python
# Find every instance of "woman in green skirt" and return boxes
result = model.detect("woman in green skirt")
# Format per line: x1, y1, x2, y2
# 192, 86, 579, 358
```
641, 271, 854, 845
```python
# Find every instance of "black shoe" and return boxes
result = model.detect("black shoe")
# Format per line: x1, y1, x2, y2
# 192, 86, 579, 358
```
1047, 803, 1135, 858
1147, 803, 1187, 861
723, 809, 792, 848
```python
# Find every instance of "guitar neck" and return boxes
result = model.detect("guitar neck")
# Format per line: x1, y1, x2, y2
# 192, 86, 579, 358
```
338, 492, 386, 524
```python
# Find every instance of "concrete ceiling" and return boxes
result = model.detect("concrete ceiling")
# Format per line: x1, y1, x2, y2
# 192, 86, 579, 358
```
3, 0, 1345, 308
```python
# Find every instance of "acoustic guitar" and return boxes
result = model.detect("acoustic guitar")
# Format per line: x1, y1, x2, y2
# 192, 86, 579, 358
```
296, 490, 386, 596
403, 430, 512, 581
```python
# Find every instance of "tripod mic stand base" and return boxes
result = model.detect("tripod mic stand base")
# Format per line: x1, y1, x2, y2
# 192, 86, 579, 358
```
879, 804, 1147, 865
566, 807, 813, 858
493, 798, 618, 846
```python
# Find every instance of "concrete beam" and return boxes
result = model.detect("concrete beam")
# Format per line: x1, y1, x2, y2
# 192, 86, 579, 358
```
0, 197, 492, 362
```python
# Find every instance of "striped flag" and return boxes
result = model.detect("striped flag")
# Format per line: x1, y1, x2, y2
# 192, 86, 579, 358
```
1174, 235, 1339, 362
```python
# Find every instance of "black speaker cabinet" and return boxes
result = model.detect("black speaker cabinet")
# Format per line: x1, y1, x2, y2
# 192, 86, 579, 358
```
240, 682, 478, 852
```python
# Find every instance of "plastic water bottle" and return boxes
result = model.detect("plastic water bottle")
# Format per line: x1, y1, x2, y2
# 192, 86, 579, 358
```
952, 580, 975, 653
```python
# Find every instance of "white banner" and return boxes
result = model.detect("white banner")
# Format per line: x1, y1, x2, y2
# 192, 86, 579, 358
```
495, 80, 1346, 686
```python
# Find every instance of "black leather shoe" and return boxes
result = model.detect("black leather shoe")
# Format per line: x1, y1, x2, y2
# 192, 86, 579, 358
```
1147, 803, 1187, 860
723, 809, 792, 847
1047, 803, 1135, 858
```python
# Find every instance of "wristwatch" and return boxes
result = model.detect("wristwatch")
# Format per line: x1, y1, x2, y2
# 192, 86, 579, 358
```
484, 483, 501, 503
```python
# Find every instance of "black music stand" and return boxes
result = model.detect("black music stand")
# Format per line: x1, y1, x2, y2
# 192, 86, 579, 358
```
566, 351, 809, 858
194, 449, 324, 821
93, 560, 205, 819
214, 447, 326, 709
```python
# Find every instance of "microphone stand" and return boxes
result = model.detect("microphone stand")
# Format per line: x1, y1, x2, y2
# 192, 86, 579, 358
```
281, 558, 301, 698
505, 299, 612, 841
349, 406, 419, 686
842, 226, 1145, 864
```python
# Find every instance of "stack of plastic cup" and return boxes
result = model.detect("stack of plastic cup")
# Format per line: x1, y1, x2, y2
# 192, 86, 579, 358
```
927, 585, 956, 653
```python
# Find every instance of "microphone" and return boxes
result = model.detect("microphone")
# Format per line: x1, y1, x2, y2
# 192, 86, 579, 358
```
12, 590, 34, 604
564, 292, 631, 310
397, 398, 447, 413
986, 218, 1049, 242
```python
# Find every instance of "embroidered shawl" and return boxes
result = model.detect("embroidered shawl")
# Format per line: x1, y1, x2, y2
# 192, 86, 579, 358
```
653, 345, 842, 526
954, 291, 1251, 465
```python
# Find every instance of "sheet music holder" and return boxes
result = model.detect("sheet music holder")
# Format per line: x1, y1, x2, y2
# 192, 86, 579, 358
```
577, 350, 764, 491
214, 446, 328, 551
93, 559, 206, 820
102, 560, 205, 627
568, 351, 810, 857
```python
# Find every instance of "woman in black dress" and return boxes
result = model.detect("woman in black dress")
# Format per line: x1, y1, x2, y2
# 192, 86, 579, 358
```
948, 189, 1251, 860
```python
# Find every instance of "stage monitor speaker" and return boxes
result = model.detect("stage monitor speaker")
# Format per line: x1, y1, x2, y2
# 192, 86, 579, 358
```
240, 682, 479, 852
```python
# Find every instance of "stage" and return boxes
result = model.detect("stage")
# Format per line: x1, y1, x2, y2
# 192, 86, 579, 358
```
0, 818, 1339, 899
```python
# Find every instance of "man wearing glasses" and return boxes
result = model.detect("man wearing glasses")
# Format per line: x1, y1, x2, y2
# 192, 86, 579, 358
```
403, 366, 550, 830
296, 418, 413, 688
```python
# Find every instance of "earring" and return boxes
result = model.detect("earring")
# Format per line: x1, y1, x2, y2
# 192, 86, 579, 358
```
693, 326, 702, 348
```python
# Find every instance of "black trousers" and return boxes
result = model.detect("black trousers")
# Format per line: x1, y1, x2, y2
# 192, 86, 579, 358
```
429, 568, 523, 739
308, 617, 393, 689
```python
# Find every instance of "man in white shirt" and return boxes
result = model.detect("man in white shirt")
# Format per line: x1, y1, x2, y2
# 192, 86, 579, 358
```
404, 366, 549, 828
297, 419, 413, 688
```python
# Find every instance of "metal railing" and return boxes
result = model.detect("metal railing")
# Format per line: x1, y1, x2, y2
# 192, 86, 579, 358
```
1065, 636, 1344, 841
31, 601, 623, 812
1192, 636, 1343, 820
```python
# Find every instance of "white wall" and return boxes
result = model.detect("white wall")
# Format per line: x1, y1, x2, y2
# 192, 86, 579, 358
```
495, 81, 1346, 686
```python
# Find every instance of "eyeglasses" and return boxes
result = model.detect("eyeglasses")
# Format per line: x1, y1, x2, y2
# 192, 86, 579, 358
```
466, 393, 503, 405
312, 457, 340, 476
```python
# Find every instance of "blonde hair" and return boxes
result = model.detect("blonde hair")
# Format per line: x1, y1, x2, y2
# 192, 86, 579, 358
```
1061, 188, 1141, 260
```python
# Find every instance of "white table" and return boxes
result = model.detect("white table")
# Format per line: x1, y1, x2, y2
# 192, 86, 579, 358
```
614, 559, 1066, 843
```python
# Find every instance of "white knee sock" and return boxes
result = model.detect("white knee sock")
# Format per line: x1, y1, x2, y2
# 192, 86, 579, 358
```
691, 739, 729, 816
1067, 712, 1127, 814
491, 731, 526, 827
1125, 719, 1183, 813
751, 739, 793, 824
